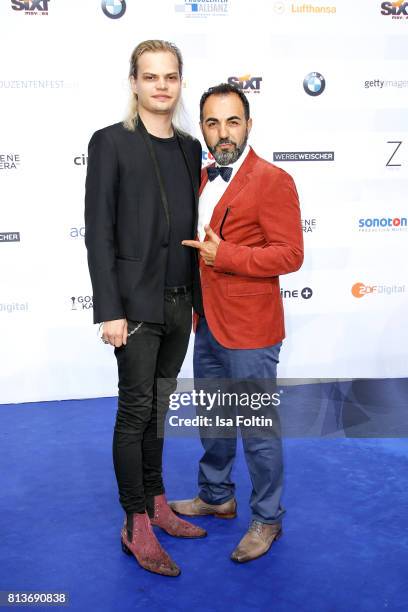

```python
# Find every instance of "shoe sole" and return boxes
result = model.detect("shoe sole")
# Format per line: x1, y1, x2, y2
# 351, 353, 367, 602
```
150, 523, 208, 538
230, 530, 283, 564
170, 504, 237, 520
121, 539, 181, 577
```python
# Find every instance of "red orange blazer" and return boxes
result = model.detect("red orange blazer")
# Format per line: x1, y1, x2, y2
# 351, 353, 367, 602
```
195, 147, 304, 349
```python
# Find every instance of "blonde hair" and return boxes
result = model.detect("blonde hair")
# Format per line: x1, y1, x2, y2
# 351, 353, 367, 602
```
123, 39, 184, 132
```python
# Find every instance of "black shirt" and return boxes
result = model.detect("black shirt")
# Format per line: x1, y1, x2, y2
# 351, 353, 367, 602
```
151, 133, 195, 287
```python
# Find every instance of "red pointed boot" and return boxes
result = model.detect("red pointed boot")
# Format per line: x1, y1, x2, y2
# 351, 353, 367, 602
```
121, 511, 180, 577
149, 493, 207, 538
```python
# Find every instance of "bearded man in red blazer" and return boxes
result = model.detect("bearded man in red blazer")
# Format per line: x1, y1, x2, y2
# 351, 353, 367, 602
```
170, 83, 304, 563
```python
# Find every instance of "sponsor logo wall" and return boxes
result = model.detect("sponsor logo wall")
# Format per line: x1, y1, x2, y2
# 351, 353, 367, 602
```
0, 0, 406, 403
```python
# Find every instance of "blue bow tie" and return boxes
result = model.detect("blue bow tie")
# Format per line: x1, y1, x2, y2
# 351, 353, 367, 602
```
207, 165, 233, 182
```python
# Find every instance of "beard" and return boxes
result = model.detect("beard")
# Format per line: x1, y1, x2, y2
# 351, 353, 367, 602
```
208, 130, 249, 166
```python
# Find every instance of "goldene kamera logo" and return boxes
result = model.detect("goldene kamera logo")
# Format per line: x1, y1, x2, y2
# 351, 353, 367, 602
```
302, 219, 317, 233
70, 296, 93, 310
0, 154, 20, 170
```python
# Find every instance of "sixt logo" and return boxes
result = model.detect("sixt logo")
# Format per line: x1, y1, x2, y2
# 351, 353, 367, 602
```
11, 0, 50, 13
228, 75, 262, 94
381, 1, 408, 17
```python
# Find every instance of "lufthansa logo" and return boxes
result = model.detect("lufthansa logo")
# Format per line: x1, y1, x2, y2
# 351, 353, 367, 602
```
101, 0, 126, 19
303, 72, 325, 96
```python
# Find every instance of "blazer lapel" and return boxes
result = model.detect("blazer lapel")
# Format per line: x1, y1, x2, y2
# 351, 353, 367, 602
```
177, 135, 196, 200
177, 134, 199, 231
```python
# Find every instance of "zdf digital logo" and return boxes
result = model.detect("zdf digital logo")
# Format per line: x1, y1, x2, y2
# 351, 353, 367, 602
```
351, 282, 405, 298
303, 72, 325, 96
101, 0, 126, 19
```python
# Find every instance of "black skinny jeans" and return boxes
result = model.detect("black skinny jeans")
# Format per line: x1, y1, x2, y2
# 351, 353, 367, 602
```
112, 289, 192, 514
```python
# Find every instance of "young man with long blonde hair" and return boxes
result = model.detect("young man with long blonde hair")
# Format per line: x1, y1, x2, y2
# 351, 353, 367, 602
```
85, 40, 204, 577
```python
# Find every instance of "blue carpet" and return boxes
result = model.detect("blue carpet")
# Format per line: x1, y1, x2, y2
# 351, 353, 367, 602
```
1, 397, 407, 612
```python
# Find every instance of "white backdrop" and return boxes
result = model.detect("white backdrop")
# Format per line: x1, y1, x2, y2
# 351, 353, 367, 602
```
1, 0, 407, 404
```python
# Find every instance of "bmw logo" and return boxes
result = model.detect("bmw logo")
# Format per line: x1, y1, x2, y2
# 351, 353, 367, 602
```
101, 0, 126, 19
303, 72, 325, 97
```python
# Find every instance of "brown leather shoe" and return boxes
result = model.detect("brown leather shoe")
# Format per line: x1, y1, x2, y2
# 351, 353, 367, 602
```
149, 493, 207, 538
121, 512, 180, 577
230, 520, 282, 563
168, 496, 237, 519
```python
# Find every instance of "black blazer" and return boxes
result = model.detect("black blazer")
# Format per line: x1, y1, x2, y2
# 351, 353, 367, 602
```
84, 118, 203, 324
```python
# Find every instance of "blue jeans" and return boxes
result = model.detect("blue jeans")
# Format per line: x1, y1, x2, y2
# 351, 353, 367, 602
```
193, 317, 285, 524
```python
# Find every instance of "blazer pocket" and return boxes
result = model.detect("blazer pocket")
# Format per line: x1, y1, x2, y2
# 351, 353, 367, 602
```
227, 281, 273, 297
219, 207, 231, 240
